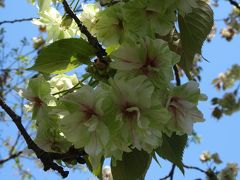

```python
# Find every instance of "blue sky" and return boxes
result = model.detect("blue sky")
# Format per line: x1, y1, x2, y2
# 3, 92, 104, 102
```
0, 0, 240, 179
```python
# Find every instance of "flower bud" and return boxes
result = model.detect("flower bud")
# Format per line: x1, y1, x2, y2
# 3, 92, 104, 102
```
60, 15, 73, 29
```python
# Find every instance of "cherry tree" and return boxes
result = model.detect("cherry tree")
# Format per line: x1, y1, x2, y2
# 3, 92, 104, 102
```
0, 0, 239, 179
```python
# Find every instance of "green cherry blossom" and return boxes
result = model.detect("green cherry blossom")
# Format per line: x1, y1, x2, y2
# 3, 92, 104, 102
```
21, 76, 55, 120
124, 0, 176, 37
103, 75, 169, 153
110, 38, 180, 88
32, 7, 80, 42
166, 81, 205, 135
34, 113, 71, 153
94, 3, 127, 46
80, 3, 101, 33
59, 85, 109, 159
48, 74, 79, 97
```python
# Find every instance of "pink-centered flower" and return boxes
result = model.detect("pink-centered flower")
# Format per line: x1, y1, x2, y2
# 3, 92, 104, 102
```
166, 81, 205, 134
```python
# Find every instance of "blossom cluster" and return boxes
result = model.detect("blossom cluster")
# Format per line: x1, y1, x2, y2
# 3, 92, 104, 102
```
23, 72, 204, 166
24, 0, 206, 167
218, 163, 239, 180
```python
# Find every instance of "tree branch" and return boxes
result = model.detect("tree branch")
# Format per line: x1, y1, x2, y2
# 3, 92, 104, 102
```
61, 0, 107, 63
183, 164, 207, 174
0, 97, 86, 178
173, 65, 181, 86
9, 133, 21, 155
159, 164, 176, 180
183, 164, 218, 179
0, 18, 34, 26
228, 0, 240, 10
160, 163, 216, 180
0, 151, 23, 165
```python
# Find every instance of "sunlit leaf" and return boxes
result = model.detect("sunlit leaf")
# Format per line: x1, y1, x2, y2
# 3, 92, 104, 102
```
29, 38, 95, 74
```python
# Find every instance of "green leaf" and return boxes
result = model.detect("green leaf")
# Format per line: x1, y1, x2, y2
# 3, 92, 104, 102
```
111, 149, 152, 180
155, 133, 188, 174
84, 156, 104, 178
178, 1, 213, 79
177, 0, 198, 14
152, 153, 161, 168
29, 38, 95, 74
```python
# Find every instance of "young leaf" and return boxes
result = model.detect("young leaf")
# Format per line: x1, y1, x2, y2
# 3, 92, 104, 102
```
111, 149, 152, 180
155, 133, 188, 174
29, 38, 95, 74
178, 1, 213, 78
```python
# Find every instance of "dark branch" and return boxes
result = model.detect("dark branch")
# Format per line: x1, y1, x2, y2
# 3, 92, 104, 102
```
0, 18, 34, 26
173, 65, 181, 86
229, 0, 240, 10
183, 164, 207, 174
0, 97, 68, 177
183, 164, 218, 179
0, 97, 81, 178
61, 0, 107, 63
160, 164, 213, 180
49, 146, 86, 164
0, 151, 23, 165
159, 164, 176, 180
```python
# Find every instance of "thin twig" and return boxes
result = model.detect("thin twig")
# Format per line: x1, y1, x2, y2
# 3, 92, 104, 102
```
0, 151, 23, 165
159, 164, 176, 180
183, 164, 207, 174
52, 75, 90, 96
0, 18, 35, 26
9, 133, 21, 155
52, 81, 83, 96
184, 164, 219, 178
61, 0, 107, 63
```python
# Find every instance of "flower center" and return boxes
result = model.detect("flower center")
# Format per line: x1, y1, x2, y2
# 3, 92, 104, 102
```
141, 55, 158, 76
32, 97, 43, 107
168, 97, 185, 119
122, 102, 140, 121
113, 18, 124, 31
81, 104, 98, 120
